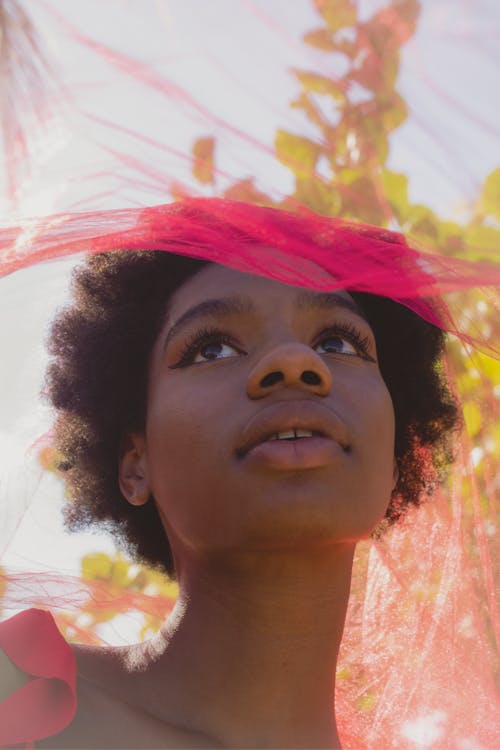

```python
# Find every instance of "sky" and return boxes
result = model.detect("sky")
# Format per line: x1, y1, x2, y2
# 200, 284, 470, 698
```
1, 0, 499, 580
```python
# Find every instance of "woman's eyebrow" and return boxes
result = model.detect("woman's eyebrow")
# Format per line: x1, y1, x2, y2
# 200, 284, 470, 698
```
164, 296, 254, 349
295, 289, 369, 323
164, 290, 369, 350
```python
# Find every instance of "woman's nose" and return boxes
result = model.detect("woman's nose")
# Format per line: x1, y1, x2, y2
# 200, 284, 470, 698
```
246, 343, 332, 398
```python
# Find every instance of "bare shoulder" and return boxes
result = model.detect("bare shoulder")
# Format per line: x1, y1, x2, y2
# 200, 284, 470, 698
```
0, 646, 30, 702
37, 643, 216, 749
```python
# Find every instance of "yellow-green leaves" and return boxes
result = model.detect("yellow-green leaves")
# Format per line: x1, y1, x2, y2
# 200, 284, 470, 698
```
381, 169, 409, 216
480, 168, 500, 220
463, 401, 483, 438
313, 0, 357, 33
293, 70, 346, 103
192, 136, 215, 184
303, 28, 338, 52
275, 130, 321, 177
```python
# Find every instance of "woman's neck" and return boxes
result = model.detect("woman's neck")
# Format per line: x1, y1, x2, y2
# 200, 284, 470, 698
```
129, 541, 355, 749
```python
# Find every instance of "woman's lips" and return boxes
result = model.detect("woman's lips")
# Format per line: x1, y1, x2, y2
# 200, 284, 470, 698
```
242, 434, 346, 470
236, 399, 351, 470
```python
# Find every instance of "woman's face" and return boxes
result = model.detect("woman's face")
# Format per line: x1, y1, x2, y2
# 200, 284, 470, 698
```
125, 264, 398, 570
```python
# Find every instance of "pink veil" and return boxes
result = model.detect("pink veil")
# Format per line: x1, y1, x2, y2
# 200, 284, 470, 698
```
1, 2, 499, 747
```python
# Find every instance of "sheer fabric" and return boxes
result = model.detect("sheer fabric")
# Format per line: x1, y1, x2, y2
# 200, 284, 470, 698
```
0, 609, 76, 747
0, 198, 499, 748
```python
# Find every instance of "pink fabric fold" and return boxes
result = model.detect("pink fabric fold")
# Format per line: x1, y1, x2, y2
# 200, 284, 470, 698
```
0, 609, 76, 747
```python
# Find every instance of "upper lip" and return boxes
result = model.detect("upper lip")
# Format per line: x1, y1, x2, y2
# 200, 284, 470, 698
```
236, 400, 351, 456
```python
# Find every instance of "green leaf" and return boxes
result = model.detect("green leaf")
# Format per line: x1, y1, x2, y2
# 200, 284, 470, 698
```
38, 445, 61, 473
381, 169, 409, 213
336, 666, 351, 680
338, 174, 387, 225
336, 167, 363, 186
358, 117, 389, 163
82, 552, 113, 581
352, 49, 399, 93
275, 130, 321, 177
293, 70, 346, 102
356, 691, 377, 712
463, 401, 482, 438
456, 370, 481, 398
464, 223, 500, 255
313, 0, 357, 33
379, 93, 408, 132
303, 28, 337, 51
436, 220, 463, 242
403, 204, 440, 241
291, 177, 342, 216
480, 168, 500, 220
223, 179, 273, 206
111, 559, 132, 587
472, 351, 500, 386
192, 136, 215, 185
291, 92, 329, 132
430, 220, 466, 257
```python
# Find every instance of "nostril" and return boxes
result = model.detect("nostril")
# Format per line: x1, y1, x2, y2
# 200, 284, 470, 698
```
247, 346, 332, 398
301, 370, 321, 386
260, 371, 283, 388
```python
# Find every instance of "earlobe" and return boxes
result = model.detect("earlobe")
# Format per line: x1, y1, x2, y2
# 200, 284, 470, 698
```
119, 433, 151, 506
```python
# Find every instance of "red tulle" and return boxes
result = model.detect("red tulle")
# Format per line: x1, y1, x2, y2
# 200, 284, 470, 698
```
0, 197, 499, 748
1, 198, 499, 357
0, 609, 76, 746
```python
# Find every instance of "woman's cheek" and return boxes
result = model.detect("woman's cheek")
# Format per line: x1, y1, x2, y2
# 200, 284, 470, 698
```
347, 373, 396, 527
144, 382, 225, 523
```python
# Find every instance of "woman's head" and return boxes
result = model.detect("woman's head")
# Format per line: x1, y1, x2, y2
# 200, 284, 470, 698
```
120, 263, 399, 580
46, 246, 459, 577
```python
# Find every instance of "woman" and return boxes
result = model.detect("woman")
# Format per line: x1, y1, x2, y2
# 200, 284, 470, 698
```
0, 199, 498, 748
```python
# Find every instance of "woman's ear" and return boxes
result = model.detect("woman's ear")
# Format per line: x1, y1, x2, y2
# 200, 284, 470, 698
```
119, 433, 151, 506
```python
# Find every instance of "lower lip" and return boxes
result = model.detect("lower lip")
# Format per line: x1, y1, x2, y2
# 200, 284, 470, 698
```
242, 437, 346, 470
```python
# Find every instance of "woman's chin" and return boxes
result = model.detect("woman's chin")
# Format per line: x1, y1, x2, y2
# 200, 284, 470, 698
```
213, 491, 385, 554
237, 472, 387, 535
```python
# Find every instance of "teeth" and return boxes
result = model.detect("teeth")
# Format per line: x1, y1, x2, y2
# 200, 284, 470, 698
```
295, 429, 314, 438
269, 429, 314, 441
277, 429, 297, 440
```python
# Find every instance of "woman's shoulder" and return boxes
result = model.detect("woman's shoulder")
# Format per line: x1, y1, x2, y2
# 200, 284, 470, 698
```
1, 611, 216, 748
0, 608, 76, 748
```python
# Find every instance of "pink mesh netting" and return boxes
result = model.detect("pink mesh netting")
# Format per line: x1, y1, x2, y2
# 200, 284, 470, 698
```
0, 198, 499, 748
1, 198, 499, 355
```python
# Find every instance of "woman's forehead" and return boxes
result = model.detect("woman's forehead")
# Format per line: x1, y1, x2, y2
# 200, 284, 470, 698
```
166, 263, 362, 321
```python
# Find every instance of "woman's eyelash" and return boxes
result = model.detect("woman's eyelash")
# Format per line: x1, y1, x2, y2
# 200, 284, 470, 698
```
316, 322, 375, 361
170, 321, 375, 368
171, 326, 239, 368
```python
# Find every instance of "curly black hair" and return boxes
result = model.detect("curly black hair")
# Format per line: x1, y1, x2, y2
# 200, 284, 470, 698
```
45, 250, 460, 577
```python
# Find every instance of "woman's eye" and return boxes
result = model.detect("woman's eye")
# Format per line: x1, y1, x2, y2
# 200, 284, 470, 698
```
170, 329, 245, 369
193, 338, 240, 363
312, 323, 375, 361
315, 335, 357, 356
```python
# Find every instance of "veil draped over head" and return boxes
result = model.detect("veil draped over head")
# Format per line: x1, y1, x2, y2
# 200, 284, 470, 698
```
0, 1, 499, 748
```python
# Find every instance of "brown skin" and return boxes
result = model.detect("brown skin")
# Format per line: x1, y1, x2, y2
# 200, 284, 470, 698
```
52, 266, 398, 749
